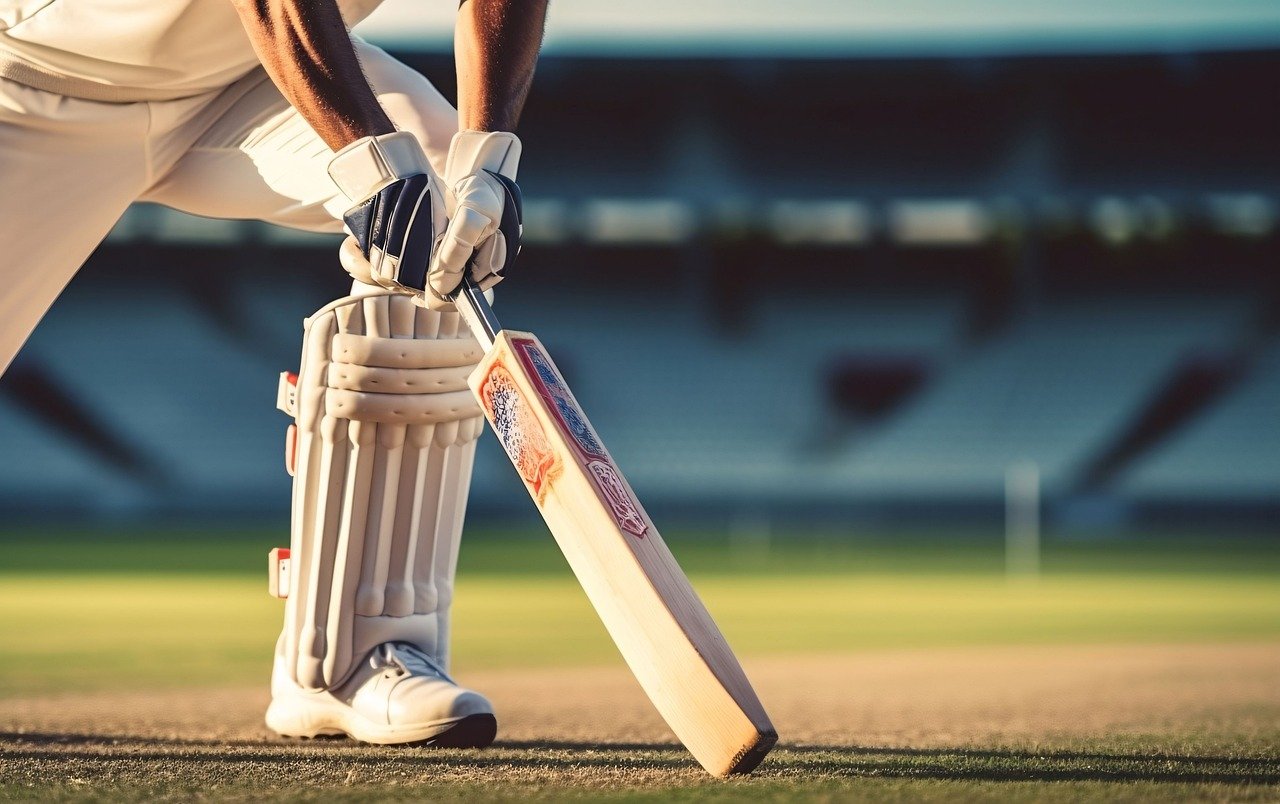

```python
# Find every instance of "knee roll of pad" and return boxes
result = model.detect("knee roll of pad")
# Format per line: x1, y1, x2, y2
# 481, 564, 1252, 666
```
277, 291, 485, 691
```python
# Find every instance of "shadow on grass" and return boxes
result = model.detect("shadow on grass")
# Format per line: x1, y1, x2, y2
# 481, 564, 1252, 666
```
2, 732, 1278, 786
778, 742, 1280, 768
761, 743, 1280, 786
0, 731, 693, 775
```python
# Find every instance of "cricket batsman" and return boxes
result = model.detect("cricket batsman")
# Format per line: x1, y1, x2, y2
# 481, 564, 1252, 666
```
0, 0, 548, 748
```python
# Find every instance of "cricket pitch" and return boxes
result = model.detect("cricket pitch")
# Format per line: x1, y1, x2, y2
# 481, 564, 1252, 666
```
3, 642, 1278, 801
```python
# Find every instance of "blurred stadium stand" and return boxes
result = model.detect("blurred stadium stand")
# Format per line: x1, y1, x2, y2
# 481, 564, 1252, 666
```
16, 283, 290, 514
2, 23, 1277, 527
1121, 340, 1280, 505
821, 298, 1251, 499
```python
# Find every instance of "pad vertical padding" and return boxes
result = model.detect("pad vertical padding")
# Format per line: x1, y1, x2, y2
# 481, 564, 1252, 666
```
282, 291, 484, 691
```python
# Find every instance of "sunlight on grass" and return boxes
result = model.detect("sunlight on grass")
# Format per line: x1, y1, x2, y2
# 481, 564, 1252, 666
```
1, 569, 1276, 697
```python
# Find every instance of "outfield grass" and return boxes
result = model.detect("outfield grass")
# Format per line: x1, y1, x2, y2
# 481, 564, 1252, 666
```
4, 525, 1278, 576
1, 527, 1277, 801
1, 528, 1276, 697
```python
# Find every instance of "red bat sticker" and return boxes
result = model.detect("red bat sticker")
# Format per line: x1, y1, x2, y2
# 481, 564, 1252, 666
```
480, 361, 560, 502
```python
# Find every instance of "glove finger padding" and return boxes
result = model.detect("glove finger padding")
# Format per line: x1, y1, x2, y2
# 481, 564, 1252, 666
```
481, 171, 521, 282
428, 201, 494, 301
470, 236, 506, 283
341, 174, 447, 300
427, 131, 523, 303
329, 132, 448, 307
338, 236, 376, 287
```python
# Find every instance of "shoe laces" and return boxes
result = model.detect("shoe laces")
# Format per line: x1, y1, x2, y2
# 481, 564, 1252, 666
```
375, 642, 454, 684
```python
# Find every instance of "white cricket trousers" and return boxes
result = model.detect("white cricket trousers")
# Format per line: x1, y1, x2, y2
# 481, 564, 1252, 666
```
0, 41, 458, 376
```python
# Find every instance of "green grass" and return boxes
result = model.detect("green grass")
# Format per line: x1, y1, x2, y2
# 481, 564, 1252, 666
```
1, 528, 1277, 801
1, 529, 1276, 697
3, 525, 1278, 577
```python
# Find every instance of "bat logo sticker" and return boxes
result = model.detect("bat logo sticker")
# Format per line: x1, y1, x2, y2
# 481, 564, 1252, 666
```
522, 344, 605, 458
480, 362, 560, 501
587, 460, 648, 538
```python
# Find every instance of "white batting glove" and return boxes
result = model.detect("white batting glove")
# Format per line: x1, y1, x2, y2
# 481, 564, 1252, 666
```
427, 130, 523, 309
328, 131, 448, 305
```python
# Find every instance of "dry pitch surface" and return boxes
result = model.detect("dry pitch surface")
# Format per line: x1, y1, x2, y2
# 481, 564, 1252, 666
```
3, 641, 1278, 802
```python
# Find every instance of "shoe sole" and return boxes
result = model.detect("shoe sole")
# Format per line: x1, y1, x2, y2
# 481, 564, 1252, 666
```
267, 702, 497, 749
422, 713, 497, 748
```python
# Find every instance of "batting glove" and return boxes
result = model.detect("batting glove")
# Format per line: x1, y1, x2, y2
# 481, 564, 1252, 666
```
427, 130, 523, 308
329, 131, 448, 305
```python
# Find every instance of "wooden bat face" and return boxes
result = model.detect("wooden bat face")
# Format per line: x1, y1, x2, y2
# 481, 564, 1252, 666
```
468, 330, 776, 777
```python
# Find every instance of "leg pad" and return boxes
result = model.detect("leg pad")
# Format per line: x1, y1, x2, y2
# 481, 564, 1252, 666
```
278, 290, 484, 691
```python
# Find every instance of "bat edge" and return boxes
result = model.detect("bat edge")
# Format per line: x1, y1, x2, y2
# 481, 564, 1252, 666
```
723, 728, 779, 776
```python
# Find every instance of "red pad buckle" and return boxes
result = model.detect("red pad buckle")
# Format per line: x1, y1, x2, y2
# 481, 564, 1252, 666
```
277, 371, 299, 417
268, 547, 291, 598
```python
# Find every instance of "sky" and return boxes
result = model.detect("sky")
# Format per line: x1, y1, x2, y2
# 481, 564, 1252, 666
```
355, 0, 1280, 57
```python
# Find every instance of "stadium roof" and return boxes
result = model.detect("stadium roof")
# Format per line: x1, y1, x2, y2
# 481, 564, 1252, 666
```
356, 0, 1280, 58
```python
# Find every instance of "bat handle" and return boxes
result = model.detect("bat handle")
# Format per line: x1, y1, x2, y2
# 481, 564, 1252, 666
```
452, 277, 502, 351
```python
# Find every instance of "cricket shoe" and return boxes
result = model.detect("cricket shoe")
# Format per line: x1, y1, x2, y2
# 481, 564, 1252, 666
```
266, 641, 497, 747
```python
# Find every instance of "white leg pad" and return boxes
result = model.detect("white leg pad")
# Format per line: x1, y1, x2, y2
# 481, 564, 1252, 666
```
280, 290, 484, 691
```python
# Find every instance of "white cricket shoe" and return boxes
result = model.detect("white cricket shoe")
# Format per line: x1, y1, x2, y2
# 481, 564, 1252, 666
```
266, 641, 497, 747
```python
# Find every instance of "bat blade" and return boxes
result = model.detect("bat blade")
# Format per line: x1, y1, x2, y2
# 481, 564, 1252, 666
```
467, 330, 777, 776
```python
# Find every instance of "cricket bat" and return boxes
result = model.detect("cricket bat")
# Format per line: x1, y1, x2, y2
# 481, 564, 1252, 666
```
452, 279, 777, 776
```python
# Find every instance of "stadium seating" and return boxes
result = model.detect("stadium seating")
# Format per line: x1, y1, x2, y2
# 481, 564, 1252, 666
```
1120, 339, 1280, 502
9, 277, 1271, 517
482, 289, 968, 501
820, 297, 1251, 499
4, 42, 1277, 520
0, 395, 143, 513
18, 279, 290, 512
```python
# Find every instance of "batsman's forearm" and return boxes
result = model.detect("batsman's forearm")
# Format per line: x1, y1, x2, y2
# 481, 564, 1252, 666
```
231, 0, 394, 150
456, 0, 549, 132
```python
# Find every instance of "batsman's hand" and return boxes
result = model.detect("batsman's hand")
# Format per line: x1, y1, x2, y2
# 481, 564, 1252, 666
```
427, 130, 523, 308
329, 131, 448, 305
